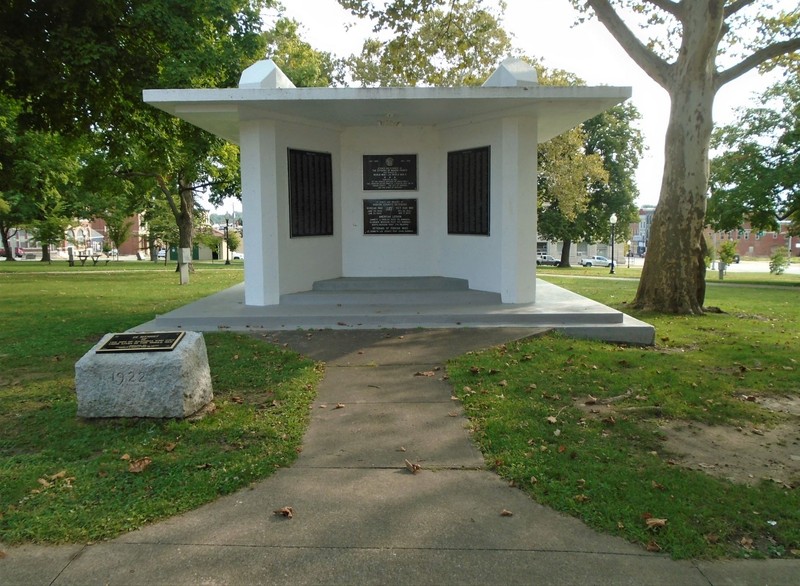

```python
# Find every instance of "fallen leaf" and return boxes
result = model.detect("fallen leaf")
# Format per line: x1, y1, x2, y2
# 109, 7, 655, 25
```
574, 494, 590, 503
50, 470, 67, 480
470, 366, 481, 374
646, 540, 662, 552
128, 457, 152, 474
530, 476, 538, 485
273, 506, 294, 519
415, 371, 436, 377
500, 509, 513, 517
651, 481, 666, 491
498, 380, 508, 387
164, 443, 177, 452
585, 395, 597, 405
230, 396, 244, 404
546, 416, 558, 424
645, 518, 667, 530
602, 416, 616, 426
740, 536, 754, 550
705, 533, 719, 544
196, 463, 213, 469
37, 478, 52, 488
404, 459, 422, 474
334, 403, 346, 409
120, 454, 131, 461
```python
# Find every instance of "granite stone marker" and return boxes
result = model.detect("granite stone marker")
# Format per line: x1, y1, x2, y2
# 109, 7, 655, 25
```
75, 331, 213, 418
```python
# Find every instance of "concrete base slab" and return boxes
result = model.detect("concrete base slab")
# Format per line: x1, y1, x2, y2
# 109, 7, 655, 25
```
131, 278, 655, 345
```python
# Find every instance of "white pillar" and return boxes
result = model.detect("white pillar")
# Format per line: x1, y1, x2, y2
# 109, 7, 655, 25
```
240, 120, 281, 306
499, 117, 538, 303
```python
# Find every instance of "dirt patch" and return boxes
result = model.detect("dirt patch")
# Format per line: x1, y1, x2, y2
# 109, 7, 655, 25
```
581, 395, 800, 487
658, 419, 800, 487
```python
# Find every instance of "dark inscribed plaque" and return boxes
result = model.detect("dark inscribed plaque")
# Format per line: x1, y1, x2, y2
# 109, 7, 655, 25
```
363, 154, 418, 190
447, 146, 490, 235
96, 332, 186, 353
364, 199, 418, 235
288, 149, 334, 237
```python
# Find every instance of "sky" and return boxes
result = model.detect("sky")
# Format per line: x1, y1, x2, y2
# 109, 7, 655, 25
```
269, 0, 783, 209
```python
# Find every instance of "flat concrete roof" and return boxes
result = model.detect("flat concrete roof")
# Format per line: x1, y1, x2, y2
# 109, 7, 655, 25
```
143, 85, 632, 144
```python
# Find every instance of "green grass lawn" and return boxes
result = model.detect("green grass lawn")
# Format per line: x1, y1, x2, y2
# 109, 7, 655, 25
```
448, 274, 800, 559
2, 261, 798, 559
0, 262, 321, 544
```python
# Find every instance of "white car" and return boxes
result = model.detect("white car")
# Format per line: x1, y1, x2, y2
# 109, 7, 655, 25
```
580, 255, 614, 268
232, 252, 244, 260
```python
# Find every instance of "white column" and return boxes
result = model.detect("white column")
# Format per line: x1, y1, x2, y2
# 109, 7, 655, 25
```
240, 120, 281, 306
499, 117, 538, 303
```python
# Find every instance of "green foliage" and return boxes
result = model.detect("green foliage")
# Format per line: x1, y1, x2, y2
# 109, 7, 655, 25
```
0, 264, 325, 544
709, 75, 800, 233
344, 0, 511, 87
226, 229, 242, 253
265, 18, 338, 87
538, 102, 643, 260
769, 247, 790, 275
718, 240, 738, 265
449, 275, 800, 559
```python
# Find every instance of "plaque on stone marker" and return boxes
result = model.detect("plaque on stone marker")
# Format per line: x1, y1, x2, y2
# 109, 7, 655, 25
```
96, 331, 186, 353
364, 199, 418, 235
363, 154, 417, 190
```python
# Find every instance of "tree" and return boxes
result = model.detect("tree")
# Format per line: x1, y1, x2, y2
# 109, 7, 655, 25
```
708, 74, 800, 235
265, 18, 338, 87
539, 102, 643, 267
569, 1, 800, 314
1, 1, 276, 277
342, 0, 511, 86
0, 95, 88, 262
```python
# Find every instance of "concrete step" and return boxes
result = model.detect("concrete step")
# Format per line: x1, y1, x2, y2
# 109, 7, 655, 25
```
311, 276, 470, 292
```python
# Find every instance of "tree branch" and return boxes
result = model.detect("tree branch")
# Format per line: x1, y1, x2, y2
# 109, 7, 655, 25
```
717, 38, 800, 89
724, 0, 757, 19
586, 0, 672, 88
644, 0, 680, 18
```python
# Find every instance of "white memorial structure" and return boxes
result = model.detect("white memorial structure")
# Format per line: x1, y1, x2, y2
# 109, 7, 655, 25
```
142, 58, 654, 344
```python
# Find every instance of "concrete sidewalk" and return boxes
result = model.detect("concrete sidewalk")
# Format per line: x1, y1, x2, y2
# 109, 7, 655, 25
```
1, 329, 797, 585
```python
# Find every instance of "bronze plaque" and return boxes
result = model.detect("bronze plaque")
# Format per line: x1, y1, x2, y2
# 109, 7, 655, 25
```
364, 199, 418, 235
363, 154, 417, 190
96, 332, 186, 353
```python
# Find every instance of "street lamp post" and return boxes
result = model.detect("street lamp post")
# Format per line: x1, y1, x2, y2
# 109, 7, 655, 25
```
224, 218, 231, 265
609, 213, 618, 275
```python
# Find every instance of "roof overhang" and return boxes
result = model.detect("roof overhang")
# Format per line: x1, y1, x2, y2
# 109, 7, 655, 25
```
143, 84, 632, 145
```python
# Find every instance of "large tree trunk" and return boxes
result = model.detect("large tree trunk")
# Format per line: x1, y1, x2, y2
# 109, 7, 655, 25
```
632, 3, 721, 315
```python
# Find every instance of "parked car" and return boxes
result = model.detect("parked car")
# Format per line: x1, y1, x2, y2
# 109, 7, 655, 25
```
157, 249, 166, 259
231, 252, 244, 260
579, 255, 614, 268
536, 254, 560, 266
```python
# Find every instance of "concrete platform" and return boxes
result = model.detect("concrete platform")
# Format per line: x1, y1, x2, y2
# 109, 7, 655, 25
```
133, 277, 654, 345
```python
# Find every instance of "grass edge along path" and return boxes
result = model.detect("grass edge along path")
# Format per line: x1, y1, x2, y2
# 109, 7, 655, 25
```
0, 333, 321, 545
0, 266, 323, 545
448, 277, 800, 560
